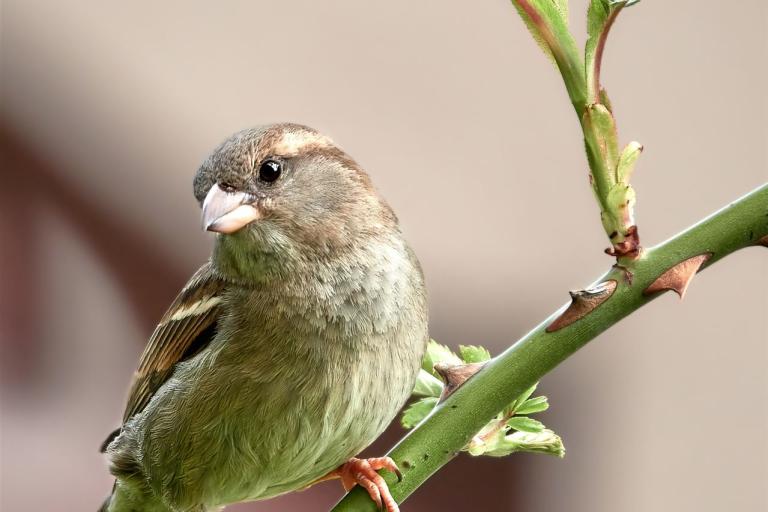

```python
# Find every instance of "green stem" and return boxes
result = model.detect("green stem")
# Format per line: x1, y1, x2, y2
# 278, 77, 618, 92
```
332, 183, 768, 511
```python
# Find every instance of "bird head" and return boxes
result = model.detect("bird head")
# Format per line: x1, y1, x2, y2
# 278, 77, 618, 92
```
194, 123, 398, 282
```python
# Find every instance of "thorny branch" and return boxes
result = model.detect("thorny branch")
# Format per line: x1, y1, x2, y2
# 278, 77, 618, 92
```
333, 0, 768, 509
334, 184, 768, 511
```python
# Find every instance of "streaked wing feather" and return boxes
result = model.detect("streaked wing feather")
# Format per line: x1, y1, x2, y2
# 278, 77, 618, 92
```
121, 262, 227, 423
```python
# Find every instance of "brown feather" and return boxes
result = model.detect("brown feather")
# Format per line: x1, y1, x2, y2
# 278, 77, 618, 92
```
101, 263, 227, 453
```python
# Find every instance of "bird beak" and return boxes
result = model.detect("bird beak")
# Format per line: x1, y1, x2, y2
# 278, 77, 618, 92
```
202, 184, 261, 234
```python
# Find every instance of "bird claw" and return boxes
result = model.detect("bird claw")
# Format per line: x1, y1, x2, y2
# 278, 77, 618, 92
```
330, 457, 402, 512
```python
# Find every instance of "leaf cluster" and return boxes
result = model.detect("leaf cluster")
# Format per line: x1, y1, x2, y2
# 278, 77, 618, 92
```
403, 341, 564, 458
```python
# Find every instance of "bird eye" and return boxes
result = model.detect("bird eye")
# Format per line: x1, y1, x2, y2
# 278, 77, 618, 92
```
258, 160, 282, 183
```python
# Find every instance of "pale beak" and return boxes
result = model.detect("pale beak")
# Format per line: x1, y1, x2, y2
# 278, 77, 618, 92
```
202, 184, 261, 234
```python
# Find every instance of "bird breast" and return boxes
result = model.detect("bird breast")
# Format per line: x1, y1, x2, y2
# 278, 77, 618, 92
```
142, 236, 427, 507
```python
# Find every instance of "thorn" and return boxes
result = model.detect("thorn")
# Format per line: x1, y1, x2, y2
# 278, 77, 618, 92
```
643, 253, 712, 299
546, 280, 618, 333
433, 362, 485, 401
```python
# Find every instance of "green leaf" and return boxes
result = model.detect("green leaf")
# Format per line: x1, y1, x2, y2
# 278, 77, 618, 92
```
599, 87, 614, 113
606, 183, 636, 228
422, 340, 462, 377
554, 0, 569, 19
458, 345, 492, 364
515, 382, 539, 405
412, 369, 444, 398
586, 0, 613, 79
504, 381, 539, 416
506, 416, 546, 433
483, 429, 566, 458
585, 0, 617, 102
514, 395, 550, 415
585, 1, 641, 102
587, 0, 611, 44
510, 0, 573, 62
401, 397, 438, 429
510, 1, 587, 108
616, 141, 643, 184
467, 429, 503, 456
585, 103, 620, 174
511, 1, 555, 63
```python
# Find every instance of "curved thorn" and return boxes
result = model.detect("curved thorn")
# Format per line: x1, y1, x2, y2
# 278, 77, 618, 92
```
433, 362, 486, 401
643, 253, 712, 299
546, 280, 618, 332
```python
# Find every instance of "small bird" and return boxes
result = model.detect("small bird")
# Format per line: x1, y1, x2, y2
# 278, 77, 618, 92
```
100, 124, 428, 512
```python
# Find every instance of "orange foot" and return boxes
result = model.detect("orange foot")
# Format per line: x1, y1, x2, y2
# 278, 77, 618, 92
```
325, 457, 402, 512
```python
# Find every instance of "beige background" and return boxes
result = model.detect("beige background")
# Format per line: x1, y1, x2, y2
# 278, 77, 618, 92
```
1, 1, 766, 511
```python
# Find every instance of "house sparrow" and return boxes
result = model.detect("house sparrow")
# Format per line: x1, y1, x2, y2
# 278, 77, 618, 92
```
100, 124, 428, 512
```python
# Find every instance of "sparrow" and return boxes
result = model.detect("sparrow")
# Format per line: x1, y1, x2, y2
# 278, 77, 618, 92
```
99, 123, 429, 512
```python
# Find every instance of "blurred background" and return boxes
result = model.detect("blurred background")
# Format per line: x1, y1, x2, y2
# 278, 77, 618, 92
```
1, 0, 766, 510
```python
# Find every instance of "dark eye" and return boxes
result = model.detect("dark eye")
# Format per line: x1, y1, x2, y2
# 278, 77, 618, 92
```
258, 160, 282, 183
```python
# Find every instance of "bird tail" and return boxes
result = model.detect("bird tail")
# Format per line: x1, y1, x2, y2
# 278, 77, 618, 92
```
98, 494, 112, 512
98, 480, 116, 512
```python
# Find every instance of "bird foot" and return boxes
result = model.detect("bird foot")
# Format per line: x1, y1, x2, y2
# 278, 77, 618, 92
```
327, 457, 402, 512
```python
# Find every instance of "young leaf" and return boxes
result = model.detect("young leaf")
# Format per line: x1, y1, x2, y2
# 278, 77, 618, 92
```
585, 0, 612, 101
421, 340, 462, 376
514, 395, 550, 415
412, 369, 445, 398
584, 103, 620, 175
511, 429, 566, 457
506, 416, 546, 433
585, 1, 640, 102
616, 141, 643, 184
503, 382, 539, 416
587, 0, 627, 104
599, 87, 614, 113
466, 428, 504, 456
511, 1, 557, 63
503, 400, 519, 417
587, 0, 610, 44
510, 0, 574, 63
401, 397, 439, 429
510, 0, 588, 108
467, 441, 489, 457
515, 382, 539, 406
458, 345, 492, 364
607, 183, 636, 227
483, 429, 566, 457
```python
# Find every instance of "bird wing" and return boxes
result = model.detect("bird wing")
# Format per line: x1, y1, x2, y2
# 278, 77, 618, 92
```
100, 262, 227, 451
